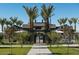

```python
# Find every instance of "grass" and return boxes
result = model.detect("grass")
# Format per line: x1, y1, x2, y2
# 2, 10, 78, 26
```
0, 47, 32, 55
48, 46, 79, 55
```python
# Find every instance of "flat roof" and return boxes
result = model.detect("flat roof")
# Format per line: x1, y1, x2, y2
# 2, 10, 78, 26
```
22, 22, 56, 28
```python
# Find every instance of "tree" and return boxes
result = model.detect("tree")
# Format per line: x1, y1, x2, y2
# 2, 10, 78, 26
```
57, 18, 69, 48
16, 32, 29, 47
41, 4, 55, 45
10, 17, 18, 25
5, 20, 11, 28
58, 18, 67, 26
41, 4, 55, 30
16, 20, 23, 26
7, 20, 12, 27
71, 17, 78, 31
63, 25, 74, 54
57, 18, 68, 32
5, 27, 15, 54
48, 32, 61, 47
5, 28, 15, 42
68, 19, 72, 26
57, 19, 63, 26
23, 6, 38, 30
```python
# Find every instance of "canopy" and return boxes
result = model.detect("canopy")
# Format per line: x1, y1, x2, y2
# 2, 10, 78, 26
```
55, 30, 63, 33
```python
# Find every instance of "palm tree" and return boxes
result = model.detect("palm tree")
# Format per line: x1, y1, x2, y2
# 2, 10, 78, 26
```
41, 4, 54, 45
58, 19, 63, 26
10, 17, 18, 25
5, 20, 11, 28
68, 19, 73, 42
58, 17, 68, 31
41, 4, 55, 30
71, 17, 78, 31
57, 18, 68, 43
16, 20, 23, 26
9, 21, 13, 27
68, 19, 72, 26
23, 5, 38, 30
60, 18, 67, 25
58, 18, 68, 30
0, 18, 6, 32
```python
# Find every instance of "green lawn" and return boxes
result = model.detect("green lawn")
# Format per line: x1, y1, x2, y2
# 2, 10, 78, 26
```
0, 47, 31, 55
48, 47, 79, 55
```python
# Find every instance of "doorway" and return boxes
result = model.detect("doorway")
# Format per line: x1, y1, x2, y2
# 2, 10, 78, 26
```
35, 33, 44, 44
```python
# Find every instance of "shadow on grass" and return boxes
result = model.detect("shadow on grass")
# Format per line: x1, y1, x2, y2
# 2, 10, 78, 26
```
52, 52, 63, 55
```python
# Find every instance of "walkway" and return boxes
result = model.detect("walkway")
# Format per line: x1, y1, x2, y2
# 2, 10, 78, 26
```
27, 44, 52, 55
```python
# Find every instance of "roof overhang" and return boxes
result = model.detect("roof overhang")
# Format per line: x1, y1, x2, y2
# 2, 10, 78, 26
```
55, 30, 63, 33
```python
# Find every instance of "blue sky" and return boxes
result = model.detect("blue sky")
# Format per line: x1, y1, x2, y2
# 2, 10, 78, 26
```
0, 3, 79, 31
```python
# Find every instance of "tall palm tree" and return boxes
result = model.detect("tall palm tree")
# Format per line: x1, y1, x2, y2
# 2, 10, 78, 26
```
41, 4, 54, 46
58, 18, 69, 54
71, 17, 78, 31
57, 18, 67, 36
10, 17, 18, 25
68, 19, 73, 42
16, 20, 23, 26
41, 4, 55, 30
23, 5, 38, 30
57, 18, 68, 44
0, 18, 6, 32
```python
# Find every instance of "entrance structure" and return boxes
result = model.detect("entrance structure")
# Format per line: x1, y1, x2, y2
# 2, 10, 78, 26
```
11, 5, 74, 44
12, 19, 74, 44
22, 20, 56, 43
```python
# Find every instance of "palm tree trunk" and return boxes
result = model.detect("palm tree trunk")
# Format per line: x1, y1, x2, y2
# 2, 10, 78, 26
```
32, 21, 33, 30
74, 23, 76, 31
30, 19, 32, 30
45, 20, 47, 30
47, 19, 49, 30
49, 17, 51, 47
46, 18, 49, 30
1, 25, 4, 39
50, 17, 51, 24
63, 24, 65, 42
1, 25, 4, 32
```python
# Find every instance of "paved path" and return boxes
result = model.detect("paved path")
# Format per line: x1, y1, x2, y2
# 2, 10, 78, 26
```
27, 44, 52, 55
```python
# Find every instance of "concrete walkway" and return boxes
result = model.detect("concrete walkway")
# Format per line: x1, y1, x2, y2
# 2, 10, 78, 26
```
27, 44, 52, 55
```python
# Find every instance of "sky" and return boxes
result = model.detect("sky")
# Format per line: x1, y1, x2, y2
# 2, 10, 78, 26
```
0, 3, 79, 31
